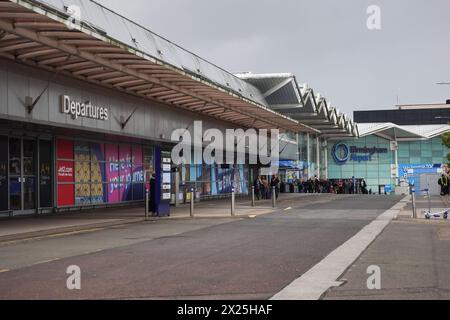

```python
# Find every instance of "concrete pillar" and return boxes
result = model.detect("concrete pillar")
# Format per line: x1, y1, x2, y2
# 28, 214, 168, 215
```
316, 137, 320, 178
324, 142, 328, 180
175, 168, 180, 207
307, 133, 311, 178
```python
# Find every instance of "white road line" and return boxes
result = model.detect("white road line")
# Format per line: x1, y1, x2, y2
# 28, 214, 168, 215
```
271, 197, 409, 300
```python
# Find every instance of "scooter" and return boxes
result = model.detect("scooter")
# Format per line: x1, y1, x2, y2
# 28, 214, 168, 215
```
425, 209, 449, 220
422, 188, 449, 220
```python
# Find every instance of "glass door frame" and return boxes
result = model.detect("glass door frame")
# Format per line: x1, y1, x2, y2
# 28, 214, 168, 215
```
9, 136, 38, 216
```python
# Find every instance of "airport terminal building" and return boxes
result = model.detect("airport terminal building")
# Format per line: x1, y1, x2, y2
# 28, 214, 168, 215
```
0, 0, 448, 218
0, 0, 358, 217
327, 125, 450, 195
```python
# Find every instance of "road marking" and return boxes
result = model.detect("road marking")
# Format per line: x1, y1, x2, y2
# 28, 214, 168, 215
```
0, 227, 107, 246
271, 196, 409, 300
284, 207, 293, 211
33, 258, 61, 266
0, 269, 10, 273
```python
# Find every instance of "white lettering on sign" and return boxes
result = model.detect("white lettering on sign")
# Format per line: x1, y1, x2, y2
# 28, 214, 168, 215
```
61, 95, 109, 121
58, 165, 73, 178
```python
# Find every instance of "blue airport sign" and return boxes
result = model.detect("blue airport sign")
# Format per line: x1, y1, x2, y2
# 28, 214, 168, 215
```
332, 142, 388, 165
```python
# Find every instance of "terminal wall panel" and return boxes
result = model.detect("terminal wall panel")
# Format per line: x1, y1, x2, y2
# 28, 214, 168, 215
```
29, 77, 50, 122
7, 72, 28, 119
0, 70, 7, 116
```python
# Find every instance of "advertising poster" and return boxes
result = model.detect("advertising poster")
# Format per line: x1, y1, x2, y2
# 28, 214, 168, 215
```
119, 145, 132, 202
75, 141, 91, 205
106, 143, 120, 203
91, 143, 107, 204
132, 145, 144, 201
57, 139, 75, 207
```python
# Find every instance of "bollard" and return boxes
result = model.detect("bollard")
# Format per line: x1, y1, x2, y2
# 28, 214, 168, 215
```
411, 187, 417, 219
145, 188, 149, 219
251, 186, 256, 207
190, 188, 195, 218
231, 188, 236, 216
272, 187, 277, 208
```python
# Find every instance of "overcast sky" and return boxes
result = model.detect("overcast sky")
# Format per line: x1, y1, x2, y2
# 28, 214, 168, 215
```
96, 0, 450, 117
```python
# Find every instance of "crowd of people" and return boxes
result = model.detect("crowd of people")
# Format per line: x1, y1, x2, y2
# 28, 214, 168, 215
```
253, 175, 281, 200
253, 175, 370, 198
292, 177, 370, 195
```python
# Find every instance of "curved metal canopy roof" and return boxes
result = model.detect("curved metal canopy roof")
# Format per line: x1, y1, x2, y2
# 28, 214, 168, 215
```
358, 123, 450, 141
0, 0, 301, 132
235, 73, 359, 139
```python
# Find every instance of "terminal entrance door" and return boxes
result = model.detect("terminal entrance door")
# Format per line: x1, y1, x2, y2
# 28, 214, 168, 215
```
9, 138, 37, 215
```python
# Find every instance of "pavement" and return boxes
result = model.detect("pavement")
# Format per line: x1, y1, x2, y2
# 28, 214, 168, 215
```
0, 194, 403, 300
324, 195, 450, 300
0, 194, 283, 243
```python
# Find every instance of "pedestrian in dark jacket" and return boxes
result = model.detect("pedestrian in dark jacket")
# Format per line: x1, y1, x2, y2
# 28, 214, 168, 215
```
439, 175, 449, 196
271, 175, 281, 199
254, 176, 262, 200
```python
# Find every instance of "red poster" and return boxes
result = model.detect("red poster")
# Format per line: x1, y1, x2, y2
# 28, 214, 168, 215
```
57, 139, 74, 159
57, 184, 75, 207
57, 139, 75, 206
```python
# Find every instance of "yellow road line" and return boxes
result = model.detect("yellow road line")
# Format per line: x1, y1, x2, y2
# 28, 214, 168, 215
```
33, 258, 61, 266
0, 269, 10, 273
0, 227, 106, 246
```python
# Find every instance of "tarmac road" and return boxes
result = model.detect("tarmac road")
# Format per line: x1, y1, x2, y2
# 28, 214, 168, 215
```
0, 195, 402, 300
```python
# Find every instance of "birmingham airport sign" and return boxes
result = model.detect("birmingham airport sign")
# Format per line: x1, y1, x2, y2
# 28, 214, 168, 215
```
332, 143, 388, 165
61, 95, 109, 121
171, 121, 280, 175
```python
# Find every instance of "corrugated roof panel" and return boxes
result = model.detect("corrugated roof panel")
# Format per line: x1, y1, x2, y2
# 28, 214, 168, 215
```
33, 0, 267, 106
266, 85, 299, 105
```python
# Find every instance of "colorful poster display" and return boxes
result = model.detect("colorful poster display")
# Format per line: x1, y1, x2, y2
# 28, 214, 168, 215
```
75, 141, 91, 205
57, 139, 145, 207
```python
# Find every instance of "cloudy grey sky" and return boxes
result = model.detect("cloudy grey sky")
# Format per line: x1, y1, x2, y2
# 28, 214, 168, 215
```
96, 0, 450, 117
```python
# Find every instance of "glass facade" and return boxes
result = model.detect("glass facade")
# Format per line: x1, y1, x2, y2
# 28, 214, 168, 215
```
180, 164, 249, 197
327, 135, 450, 193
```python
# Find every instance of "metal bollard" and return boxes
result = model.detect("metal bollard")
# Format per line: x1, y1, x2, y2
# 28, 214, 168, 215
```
251, 186, 256, 207
190, 188, 195, 218
145, 189, 149, 219
272, 187, 277, 208
231, 188, 236, 216
411, 187, 417, 219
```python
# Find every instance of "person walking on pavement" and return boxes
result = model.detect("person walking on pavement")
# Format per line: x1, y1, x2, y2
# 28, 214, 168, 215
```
271, 175, 281, 200
253, 176, 262, 200
262, 177, 269, 200
361, 179, 368, 195
439, 174, 449, 196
